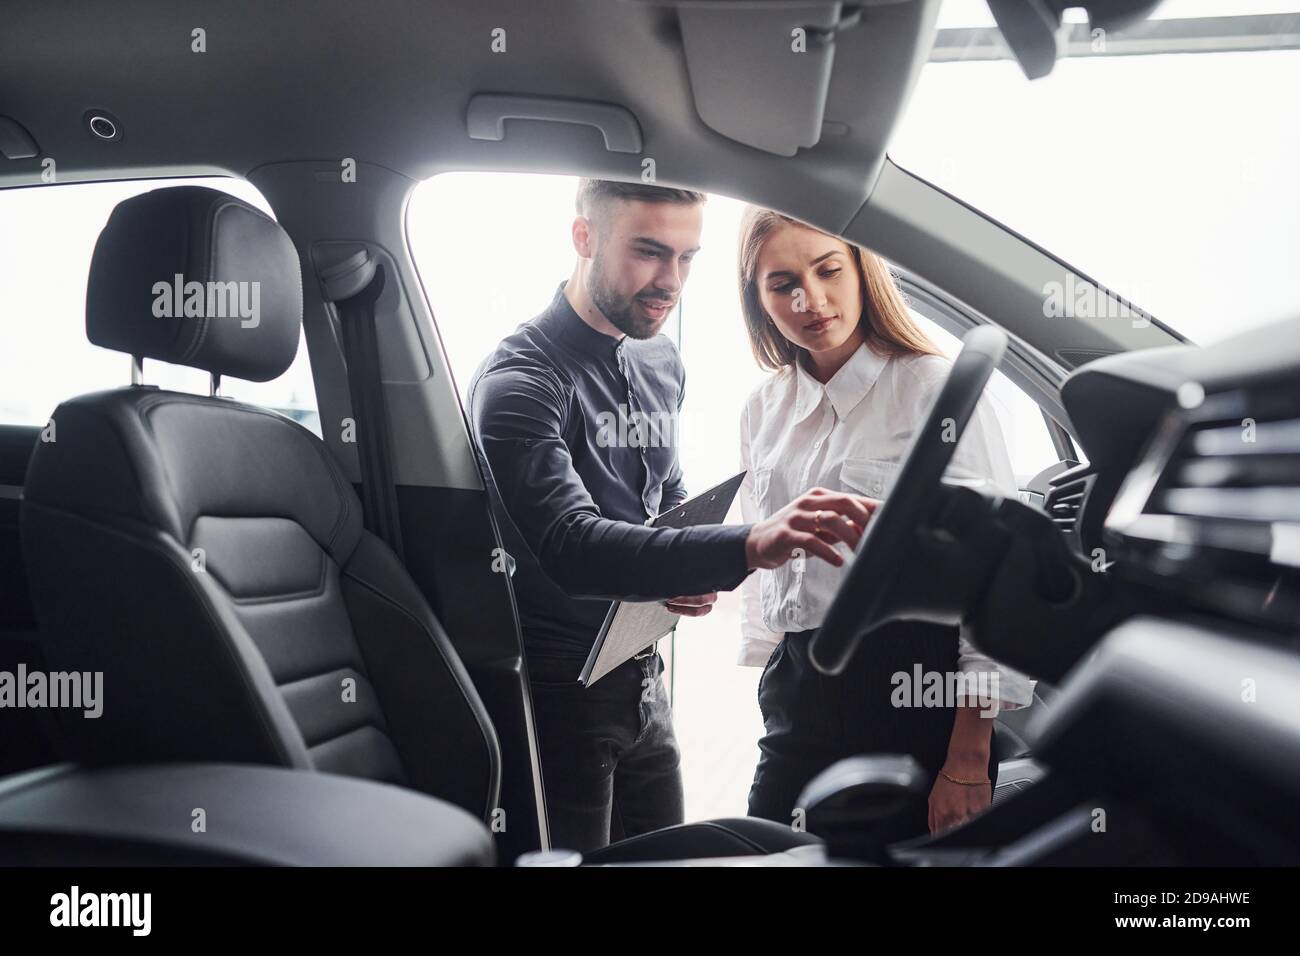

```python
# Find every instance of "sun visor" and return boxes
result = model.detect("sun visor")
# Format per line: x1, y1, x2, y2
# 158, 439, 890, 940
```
677, 2, 857, 157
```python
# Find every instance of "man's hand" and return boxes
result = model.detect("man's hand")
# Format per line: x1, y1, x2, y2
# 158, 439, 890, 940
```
745, 488, 878, 571
663, 592, 718, 617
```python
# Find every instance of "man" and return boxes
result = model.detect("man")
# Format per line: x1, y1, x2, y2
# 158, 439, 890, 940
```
468, 179, 870, 852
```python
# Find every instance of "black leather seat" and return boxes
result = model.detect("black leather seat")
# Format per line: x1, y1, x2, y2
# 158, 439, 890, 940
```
0, 763, 497, 866
19, 185, 819, 863
22, 186, 502, 823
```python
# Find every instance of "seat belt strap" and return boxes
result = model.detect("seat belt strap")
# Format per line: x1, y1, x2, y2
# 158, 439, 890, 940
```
332, 257, 405, 559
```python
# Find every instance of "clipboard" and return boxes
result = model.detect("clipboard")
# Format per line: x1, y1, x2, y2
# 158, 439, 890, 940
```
578, 471, 747, 687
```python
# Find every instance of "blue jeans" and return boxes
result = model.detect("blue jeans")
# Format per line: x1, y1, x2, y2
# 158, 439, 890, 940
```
528, 651, 683, 853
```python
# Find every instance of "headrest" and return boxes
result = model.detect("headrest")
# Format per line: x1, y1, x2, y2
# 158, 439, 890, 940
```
86, 186, 302, 382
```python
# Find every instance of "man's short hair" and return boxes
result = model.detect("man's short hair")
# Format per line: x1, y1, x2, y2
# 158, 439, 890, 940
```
576, 178, 706, 225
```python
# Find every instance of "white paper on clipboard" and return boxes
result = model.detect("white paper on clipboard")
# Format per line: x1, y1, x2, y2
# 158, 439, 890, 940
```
578, 471, 747, 687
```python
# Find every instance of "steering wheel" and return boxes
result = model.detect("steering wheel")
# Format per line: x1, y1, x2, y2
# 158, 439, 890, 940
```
809, 326, 1008, 676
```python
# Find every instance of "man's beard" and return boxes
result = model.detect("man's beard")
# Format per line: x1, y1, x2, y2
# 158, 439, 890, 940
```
588, 254, 674, 340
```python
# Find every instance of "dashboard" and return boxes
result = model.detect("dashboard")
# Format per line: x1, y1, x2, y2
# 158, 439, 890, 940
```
1048, 315, 1300, 633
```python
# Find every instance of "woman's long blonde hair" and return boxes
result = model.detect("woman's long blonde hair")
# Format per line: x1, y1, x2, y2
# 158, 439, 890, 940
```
738, 206, 940, 371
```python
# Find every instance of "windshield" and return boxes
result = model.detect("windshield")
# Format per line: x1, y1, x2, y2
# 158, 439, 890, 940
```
889, 0, 1300, 345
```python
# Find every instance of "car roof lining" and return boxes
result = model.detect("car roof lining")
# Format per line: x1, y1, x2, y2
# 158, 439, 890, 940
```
0, 0, 940, 234
0, 0, 1183, 365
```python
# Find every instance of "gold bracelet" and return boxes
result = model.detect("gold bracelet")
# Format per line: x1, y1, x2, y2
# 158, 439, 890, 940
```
939, 769, 991, 787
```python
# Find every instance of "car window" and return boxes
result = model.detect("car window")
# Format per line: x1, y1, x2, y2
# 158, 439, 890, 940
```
890, 0, 1300, 345
905, 313, 1065, 485
0, 177, 319, 435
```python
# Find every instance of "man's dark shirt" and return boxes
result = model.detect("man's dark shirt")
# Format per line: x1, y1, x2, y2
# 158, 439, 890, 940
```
468, 283, 751, 662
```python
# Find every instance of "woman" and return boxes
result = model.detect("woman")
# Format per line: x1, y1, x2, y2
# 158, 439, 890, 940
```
736, 206, 1035, 841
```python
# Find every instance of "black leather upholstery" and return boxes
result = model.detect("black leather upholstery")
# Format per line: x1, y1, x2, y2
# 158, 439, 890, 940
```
0, 425, 60, 778
21, 387, 501, 819
21, 186, 501, 823
0, 763, 495, 866
582, 818, 823, 864
85, 186, 300, 382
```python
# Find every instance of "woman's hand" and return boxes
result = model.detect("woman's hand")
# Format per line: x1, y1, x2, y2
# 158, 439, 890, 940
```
927, 768, 992, 836
745, 487, 878, 570
929, 704, 995, 834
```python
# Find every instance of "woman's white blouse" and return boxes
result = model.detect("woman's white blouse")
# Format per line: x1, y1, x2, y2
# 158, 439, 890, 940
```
738, 343, 1036, 710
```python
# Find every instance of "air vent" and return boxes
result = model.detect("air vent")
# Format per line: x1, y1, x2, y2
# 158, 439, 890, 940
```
1155, 416, 1300, 523
1044, 464, 1095, 538
1105, 384, 1300, 628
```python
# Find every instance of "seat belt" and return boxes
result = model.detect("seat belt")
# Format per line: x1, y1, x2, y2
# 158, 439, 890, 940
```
321, 249, 405, 560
